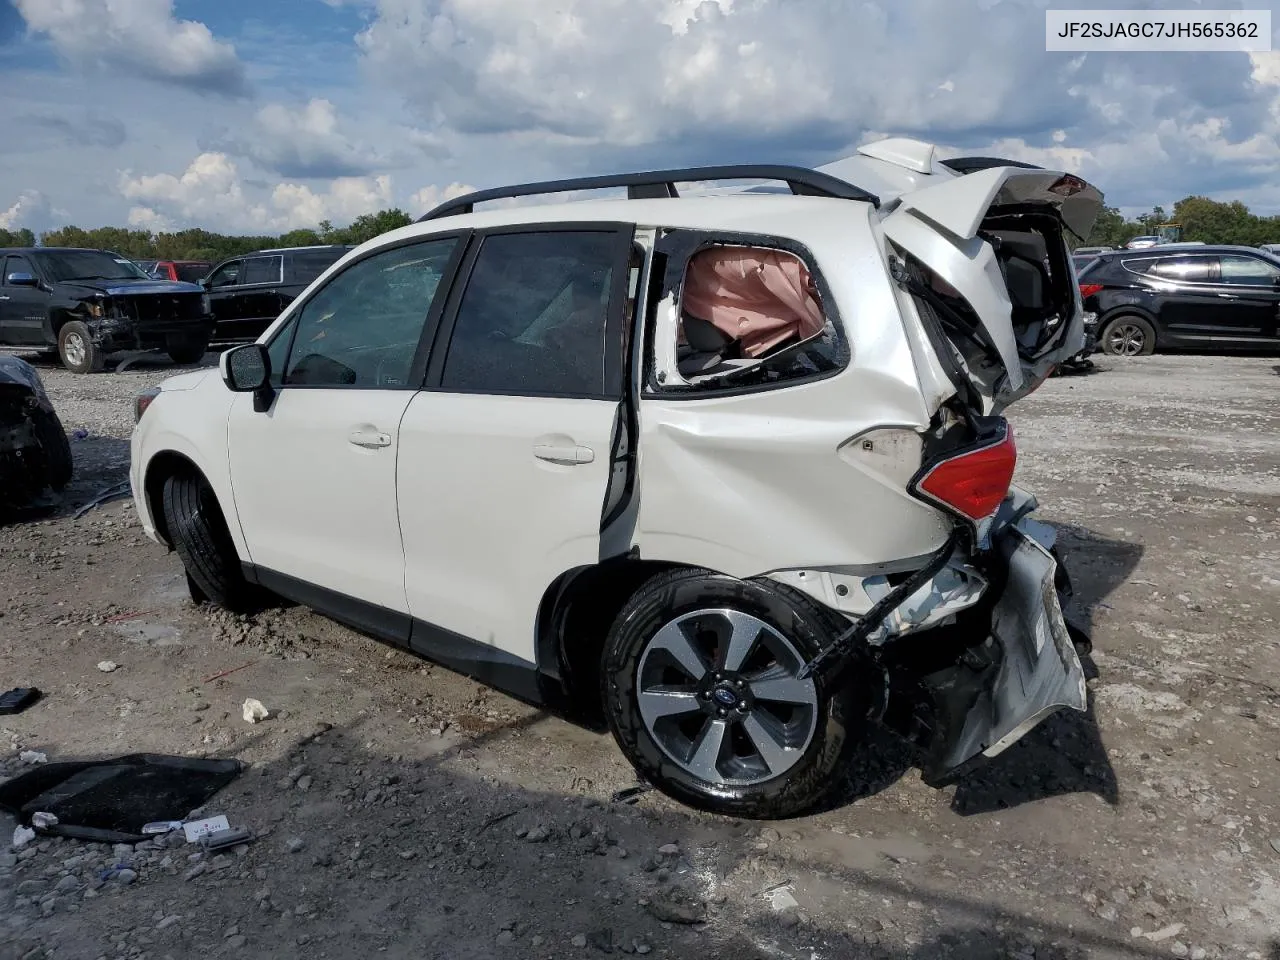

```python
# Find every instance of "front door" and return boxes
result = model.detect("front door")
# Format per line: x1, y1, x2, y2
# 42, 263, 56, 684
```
204, 258, 246, 342
1212, 254, 1280, 342
236, 254, 286, 341
397, 225, 634, 664
0, 254, 51, 346
225, 236, 465, 633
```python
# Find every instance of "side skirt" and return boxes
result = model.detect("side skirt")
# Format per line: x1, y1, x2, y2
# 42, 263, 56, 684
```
243, 564, 563, 711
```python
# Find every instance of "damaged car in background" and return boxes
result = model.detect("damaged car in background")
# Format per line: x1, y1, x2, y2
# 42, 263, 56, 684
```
0, 355, 72, 512
131, 137, 1103, 817
0, 248, 214, 373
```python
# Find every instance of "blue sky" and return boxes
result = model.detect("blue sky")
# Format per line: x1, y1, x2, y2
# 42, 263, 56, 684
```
3, 0, 1280, 235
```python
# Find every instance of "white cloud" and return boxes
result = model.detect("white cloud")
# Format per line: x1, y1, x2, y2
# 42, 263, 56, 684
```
13, 0, 247, 95
119, 153, 405, 232
0, 190, 56, 232
409, 182, 477, 216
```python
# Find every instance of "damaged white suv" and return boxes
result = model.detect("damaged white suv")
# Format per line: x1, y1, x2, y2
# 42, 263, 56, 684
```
130, 138, 1103, 818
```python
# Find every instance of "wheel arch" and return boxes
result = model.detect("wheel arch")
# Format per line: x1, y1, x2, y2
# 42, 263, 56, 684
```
143, 450, 207, 549
535, 557, 684, 722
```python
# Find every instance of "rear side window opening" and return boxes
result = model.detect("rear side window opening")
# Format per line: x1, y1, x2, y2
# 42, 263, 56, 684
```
642, 229, 848, 397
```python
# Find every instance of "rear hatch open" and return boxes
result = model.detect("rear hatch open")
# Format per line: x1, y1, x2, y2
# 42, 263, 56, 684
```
880, 164, 1104, 412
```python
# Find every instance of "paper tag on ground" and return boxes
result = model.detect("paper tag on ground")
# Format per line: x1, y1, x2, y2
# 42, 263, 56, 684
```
182, 816, 229, 842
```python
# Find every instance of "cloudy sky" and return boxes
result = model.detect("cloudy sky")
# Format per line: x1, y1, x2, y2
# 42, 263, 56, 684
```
2, 0, 1280, 235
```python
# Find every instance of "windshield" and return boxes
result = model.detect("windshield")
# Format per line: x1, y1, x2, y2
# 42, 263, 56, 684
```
37, 250, 151, 283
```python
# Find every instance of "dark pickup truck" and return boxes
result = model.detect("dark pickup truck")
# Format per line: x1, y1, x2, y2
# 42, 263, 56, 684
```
0, 248, 213, 373
202, 245, 352, 343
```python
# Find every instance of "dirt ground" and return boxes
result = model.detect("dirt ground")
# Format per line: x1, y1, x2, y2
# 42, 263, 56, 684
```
1, 352, 1278, 960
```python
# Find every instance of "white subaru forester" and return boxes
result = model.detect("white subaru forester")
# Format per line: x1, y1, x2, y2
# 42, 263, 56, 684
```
131, 137, 1103, 818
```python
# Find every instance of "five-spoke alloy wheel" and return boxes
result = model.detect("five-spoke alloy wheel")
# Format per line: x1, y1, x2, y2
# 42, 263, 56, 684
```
602, 569, 865, 818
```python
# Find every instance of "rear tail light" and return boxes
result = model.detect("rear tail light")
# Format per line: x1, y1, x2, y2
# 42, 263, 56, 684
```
134, 387, 160, 424
911, 423, 1017, 523
1078, 283, 1103, 299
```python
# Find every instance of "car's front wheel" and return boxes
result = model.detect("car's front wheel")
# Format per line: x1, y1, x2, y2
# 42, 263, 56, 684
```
166, 333, 209, 365
57, 321, 104, 374
602, 569, 866, 818
161, 470, 259, 612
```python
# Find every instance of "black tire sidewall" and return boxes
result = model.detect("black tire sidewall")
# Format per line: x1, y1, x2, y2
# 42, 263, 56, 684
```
166, 333, 209, 365
602, 571, 858, 818
161, 471, 252, 610
57, 321, 102, 374
1100, 314, 1156, 357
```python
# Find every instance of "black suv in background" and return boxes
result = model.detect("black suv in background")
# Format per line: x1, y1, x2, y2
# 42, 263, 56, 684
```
202, 245, 352, 344
1079, 245, 1280, 356
0, 248, 212, 373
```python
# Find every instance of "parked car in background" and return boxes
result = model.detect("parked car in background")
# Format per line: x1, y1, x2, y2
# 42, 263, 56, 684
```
0, 248, 213, 373
151, 260, 213, 283
134, 259, 159, 275
1125, 235, 1160, 249
132, 139, 1102, 817
1072, 245, 1113, 257
1259, 243, 1280, 257
0, 354, 72, 510
202, 245, 353, 344
1078, 245, 1280, 355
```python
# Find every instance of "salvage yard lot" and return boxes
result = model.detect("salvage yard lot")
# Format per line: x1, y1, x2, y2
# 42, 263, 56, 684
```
1, 353, 1278, 960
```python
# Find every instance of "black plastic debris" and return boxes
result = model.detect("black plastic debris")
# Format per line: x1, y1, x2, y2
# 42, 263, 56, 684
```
0, 753, 242, 843
0, 687, 41, 715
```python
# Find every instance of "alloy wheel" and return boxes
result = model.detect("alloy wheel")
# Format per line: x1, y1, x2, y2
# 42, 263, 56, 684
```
1106, 322, 1146, 356
63, 332, 87, 367
635, 609, 819, 786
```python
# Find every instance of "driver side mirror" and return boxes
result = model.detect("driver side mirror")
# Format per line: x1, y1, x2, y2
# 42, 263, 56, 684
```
6, 272, 37, 287
220, 343, 275, 411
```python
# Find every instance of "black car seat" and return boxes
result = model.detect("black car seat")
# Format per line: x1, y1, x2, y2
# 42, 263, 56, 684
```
677, 314, 742, 376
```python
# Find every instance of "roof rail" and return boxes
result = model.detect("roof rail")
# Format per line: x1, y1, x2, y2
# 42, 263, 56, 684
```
418, 164, 881, 221
940, 156, 1044, 174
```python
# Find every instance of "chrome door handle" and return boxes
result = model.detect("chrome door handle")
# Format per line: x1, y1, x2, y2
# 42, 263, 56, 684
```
1217, 292, 1239, 299
349, 428, 392, 449
533, 442, 595, 465
0, 295, 9, 301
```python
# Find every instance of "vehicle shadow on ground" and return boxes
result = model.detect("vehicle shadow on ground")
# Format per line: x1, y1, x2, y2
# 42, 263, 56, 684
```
5, 719, 1204, 960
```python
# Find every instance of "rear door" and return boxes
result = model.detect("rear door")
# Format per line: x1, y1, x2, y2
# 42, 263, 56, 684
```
1137, 255, 1224, 341
396, 224, 634, 667
236, 254, 285, 341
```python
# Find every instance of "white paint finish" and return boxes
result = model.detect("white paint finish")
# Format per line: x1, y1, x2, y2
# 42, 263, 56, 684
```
397, 392, 617, 661
855, 137, 938, 174
224, 388, 414, 612
129, 373, 242, 555
634, 384, 950, 577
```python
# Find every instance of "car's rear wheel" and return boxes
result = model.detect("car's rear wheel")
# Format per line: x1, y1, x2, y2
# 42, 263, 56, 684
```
166, 333, 209, 365
161, 470, 258, 612
57, 321, 104, 374
602, 569, 866, 818
1100, 314, 1156, 357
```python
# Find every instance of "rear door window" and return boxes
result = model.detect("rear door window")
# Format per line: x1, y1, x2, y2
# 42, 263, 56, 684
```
1148, 256, 1216, 282
439, 230, 626, 398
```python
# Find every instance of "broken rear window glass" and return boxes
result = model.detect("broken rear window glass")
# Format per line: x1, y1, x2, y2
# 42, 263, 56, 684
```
644, 231, 847, 395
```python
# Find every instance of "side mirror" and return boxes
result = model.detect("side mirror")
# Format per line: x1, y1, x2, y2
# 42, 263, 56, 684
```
221, 343, 270, 390
6, 272, 37, 287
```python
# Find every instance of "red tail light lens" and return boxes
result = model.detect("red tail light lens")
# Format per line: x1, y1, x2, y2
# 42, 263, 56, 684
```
915, 427, 1017, 522
1079, 283, 1103, 298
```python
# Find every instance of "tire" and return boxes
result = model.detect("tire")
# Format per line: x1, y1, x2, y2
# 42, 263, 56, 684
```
1099, 314, 1156, 357
161, 470, 257, 612
166, 333, 209, 365
57, 321, 104, 374
602, 569, 868, 818
30, 407, 73, 490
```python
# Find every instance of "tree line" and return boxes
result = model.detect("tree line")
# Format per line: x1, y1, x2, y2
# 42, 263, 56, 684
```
3, 193, 1280, 260
0, 209, 414, 261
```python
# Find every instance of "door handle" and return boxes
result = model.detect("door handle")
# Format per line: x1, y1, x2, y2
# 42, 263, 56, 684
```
533, 442, 595, 465
0, 295, 9, 301
348, 428, 392, 449
1217, 292, 1239, 299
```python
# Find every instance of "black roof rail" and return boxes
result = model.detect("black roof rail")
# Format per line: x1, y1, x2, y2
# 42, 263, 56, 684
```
418, 164, 880, 221
940, 156, 1044, 174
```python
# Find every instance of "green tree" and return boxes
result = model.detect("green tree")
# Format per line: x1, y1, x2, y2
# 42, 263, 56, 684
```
278, 228, 322, 248
0, 227, 36, 247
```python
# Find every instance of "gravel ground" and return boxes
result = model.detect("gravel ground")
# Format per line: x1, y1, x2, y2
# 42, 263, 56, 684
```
1, 351, 1278, 960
